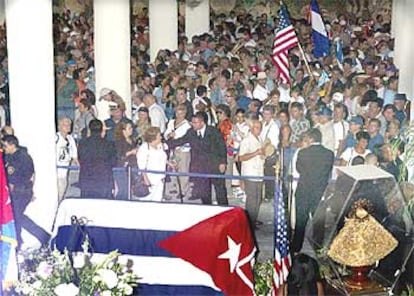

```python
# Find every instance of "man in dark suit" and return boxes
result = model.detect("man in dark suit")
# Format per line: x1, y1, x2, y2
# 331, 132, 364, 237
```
167, 111, 228, 205
292, 128, 334, 253
78, 119, 116, 199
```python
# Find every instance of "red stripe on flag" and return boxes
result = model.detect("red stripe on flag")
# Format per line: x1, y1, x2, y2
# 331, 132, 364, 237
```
271, 4, 299, 85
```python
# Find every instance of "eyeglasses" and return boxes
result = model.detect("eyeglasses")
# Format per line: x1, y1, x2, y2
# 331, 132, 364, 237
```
226, 95, 233, 97
216, 111, 223, 114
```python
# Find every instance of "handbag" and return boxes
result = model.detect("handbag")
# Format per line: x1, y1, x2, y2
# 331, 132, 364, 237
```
132, 174, 150, 197
132, 143, 150, 197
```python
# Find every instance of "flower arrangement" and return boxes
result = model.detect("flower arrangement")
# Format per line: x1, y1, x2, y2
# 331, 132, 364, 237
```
253, 259, 274, 296
7, 238, 139, 296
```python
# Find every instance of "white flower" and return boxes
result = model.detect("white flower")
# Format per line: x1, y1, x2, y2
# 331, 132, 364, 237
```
93, 275, 101, 283
32, 280, 42, 290
54, 283, 79, 296
36, 261, 53, 279
97, 269, 118, 289
123, 284, 133, 295
17, 253, 25, 264
20, 283, 33, 294
117, 255, 128, 266
101, 290, 112, 296
72, 253, 85, 269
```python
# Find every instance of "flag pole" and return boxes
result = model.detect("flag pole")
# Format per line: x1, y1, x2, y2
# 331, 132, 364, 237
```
297, 42, 314, 82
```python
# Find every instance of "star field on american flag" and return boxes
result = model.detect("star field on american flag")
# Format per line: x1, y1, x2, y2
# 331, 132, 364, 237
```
271, 3, 299, 85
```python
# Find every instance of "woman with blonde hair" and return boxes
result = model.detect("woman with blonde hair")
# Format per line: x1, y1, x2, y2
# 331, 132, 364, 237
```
136, 127, 167, 201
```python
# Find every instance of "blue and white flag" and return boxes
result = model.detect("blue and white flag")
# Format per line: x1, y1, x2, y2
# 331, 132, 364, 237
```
52, 199, 256, 295
311, 0, 330, 58
336, 38, 344, 64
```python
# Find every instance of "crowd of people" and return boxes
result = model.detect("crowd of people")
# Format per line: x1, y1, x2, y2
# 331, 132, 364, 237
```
1, 1, 413, 252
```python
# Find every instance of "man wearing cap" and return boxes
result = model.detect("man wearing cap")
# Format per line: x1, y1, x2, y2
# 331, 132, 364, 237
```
99, 88, 126, 116
66, 59, 77, 79
341, 116, 364, 155
104, 103, 134, 142
253, 71, 270, 102
314, 107, 335, 152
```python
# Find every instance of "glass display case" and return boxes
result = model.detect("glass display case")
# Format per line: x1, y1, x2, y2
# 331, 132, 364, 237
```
307, 165, 414, 295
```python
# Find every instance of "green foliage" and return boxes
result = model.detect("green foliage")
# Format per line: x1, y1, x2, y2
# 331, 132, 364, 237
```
254, 259, 274, 296
401, 285, 414, 296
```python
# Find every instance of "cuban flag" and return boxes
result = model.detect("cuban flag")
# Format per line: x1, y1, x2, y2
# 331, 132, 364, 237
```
311, 0, 330, 58
0, 151, 18, 293
52, 199, 256, 295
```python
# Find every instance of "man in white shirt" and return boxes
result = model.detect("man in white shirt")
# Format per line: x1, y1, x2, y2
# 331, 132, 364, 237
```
253, 71, 270, 102
143, 93, 167, 134
56, 117, 78, 202
239, 119, 265, 229
260, 105, 280, 202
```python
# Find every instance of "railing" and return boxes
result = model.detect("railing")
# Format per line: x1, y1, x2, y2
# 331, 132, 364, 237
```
58, 164, 279, 201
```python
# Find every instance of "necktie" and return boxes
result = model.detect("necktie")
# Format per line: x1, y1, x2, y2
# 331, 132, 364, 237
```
198, 131, 202, 139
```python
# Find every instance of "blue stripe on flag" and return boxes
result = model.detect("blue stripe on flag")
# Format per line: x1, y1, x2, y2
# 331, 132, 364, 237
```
52, 225, 177, 257
137, 283, 224, 296
311, 0, 330, 58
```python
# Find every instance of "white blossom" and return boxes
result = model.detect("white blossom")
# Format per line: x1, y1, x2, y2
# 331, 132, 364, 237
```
54, 283, 79, 296
72, 253, 85, 269
123, 284, 133, 295
101, 290, 112, 296
36, 261, 52, 279
97, 269, 118, 289
32, 280, 42, 290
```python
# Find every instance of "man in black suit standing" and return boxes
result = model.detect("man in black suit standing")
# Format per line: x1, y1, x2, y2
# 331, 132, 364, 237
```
292, 128, 334, 253
78, 119, 116, 199
167, 111, 228, 205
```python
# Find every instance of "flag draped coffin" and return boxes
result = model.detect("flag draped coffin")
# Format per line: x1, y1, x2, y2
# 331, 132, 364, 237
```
51, 198, 256, 295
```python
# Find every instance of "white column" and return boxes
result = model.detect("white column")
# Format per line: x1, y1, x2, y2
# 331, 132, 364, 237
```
185, 0, 210, 41
149, 0, 178, 62
0, 0, 4, 25
5, 0, 57, 247
94, 0, 131, 120
393, 0, 414, 99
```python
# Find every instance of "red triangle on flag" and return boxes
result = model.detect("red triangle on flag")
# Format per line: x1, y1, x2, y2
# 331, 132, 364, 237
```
159, 207, 256, 295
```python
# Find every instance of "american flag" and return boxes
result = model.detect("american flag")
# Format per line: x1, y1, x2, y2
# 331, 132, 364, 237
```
272, 182, 291, 296
271, 3, 299, 85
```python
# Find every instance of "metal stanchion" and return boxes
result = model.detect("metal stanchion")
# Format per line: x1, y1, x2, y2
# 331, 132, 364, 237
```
127, 165, 131, 201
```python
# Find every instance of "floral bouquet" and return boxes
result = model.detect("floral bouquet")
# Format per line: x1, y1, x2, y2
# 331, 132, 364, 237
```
7, 238, 139, 296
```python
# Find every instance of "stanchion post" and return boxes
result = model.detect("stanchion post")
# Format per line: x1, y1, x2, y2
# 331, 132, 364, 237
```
127, 165, 131, 201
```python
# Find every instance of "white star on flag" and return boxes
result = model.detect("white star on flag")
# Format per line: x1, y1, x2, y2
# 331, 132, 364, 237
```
218, 235, 241, 273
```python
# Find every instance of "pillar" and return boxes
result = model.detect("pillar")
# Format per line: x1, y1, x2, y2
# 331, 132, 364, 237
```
149, 0, 178, 62
94, 0, 131, 120
393, 0, 414, 100
392, 0, 414, 181
5, 0, 57, 247
185, 0, 210, 41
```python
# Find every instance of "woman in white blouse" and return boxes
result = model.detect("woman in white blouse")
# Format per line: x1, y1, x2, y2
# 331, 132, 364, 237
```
137, 127, 167, 202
